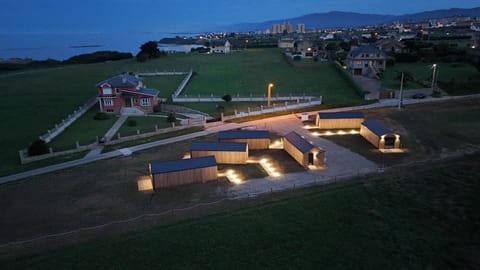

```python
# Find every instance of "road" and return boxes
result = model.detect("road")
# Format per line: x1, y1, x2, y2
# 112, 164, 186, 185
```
1, 94, 479, 185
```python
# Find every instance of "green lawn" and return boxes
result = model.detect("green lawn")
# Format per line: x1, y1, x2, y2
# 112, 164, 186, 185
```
382, 62, 480, 94
116, 116, 177, 137
48, 107, 118, 151
2, 156, 479, 269
0, 49, 362, 176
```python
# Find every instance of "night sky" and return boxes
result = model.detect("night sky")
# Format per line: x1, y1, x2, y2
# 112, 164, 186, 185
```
1, 0, 479, 33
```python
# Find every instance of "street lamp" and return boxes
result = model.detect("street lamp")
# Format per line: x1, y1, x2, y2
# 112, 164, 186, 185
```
267, 83, 274, 107
431, 64, 437, 92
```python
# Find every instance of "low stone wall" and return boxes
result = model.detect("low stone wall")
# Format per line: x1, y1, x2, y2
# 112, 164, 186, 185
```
172, 95, 319, 103
19, 142, 98, 164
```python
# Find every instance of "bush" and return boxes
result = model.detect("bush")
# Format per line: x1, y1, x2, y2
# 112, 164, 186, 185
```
28, 139, 49, 156
94, 112, 111, 120
153, 104, 162, 112
222, 94, 232, 102
293, 55, 302, 61
127, 119, 137, 127
167, 113, 176, 123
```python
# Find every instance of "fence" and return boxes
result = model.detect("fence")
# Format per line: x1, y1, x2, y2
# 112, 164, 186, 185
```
171, 70, 193, 98
39, 96, 98, 143
137, 71, 189, 76
172, 93, 320, 103
20, 120, 206, 164
220, 98, 323, 121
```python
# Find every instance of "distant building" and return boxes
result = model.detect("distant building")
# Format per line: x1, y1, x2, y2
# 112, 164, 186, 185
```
472, 22, 480, 32
375, 38, 407, 54
346, 45, 386, 77
472, 32, 480, 49
293, 40, 321, 58
210, 39, 231, 54
296, 23, 305, 34
360, 119, 401, 150
96, 73, 159, 114
278, 37, 295, 48
272, 21, 294, 34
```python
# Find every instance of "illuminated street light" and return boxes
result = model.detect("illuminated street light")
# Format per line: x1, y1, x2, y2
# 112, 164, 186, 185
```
267, 83, 274, 107
431, 64, 437, 92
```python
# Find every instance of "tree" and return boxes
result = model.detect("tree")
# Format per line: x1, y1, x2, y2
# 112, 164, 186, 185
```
28, 139, 49, 156
222, 94, 232, 102
136, 41, 162, 61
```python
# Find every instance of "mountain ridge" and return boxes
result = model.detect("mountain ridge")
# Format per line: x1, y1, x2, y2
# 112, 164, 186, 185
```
224, 7, 480, 32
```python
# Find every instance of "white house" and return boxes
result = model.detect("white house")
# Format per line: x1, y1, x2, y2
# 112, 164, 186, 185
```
210, 39, 231, 54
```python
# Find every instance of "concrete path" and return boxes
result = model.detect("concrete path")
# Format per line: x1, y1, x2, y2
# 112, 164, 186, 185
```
0, 123, 249, 184
83, 146, 104, 159
103, 115, 128, 142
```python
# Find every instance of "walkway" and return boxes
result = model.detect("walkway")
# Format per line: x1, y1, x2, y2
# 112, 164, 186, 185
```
103, 115, 128, 142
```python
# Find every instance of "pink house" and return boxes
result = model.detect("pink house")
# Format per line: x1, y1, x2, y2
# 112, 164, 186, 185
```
96, 73, 159, 114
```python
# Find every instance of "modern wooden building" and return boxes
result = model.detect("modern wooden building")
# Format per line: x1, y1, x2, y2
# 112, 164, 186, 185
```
283, 131, 325, 167
316, 111, 365, 129
360, 119, 401, 149
218, 130, 270, 150
149, 156, 217, 189
190, 141, 248, 164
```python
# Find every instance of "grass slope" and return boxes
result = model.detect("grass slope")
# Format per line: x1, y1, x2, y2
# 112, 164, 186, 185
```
2, 156, 479, 269
1, 49, 362, 176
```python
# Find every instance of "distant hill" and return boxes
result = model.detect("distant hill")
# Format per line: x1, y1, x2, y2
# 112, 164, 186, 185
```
225, 7, 480, 32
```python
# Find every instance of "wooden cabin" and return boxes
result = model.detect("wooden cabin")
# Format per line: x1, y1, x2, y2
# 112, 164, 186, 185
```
218, 130, 270, 149
360, 119, 401, 149
149, 156, 217, 189
283, 131, 325, 167
190, 141, 248, 164
316, 111, 364, 129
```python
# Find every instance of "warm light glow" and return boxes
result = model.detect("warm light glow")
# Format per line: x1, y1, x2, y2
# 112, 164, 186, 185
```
350, 129, 359, 134
223, 169, 243, 185
259, 158, 281, 177
268, 83, 274, 88
315, 129, 360, 136
338, 130, 346, 135
137, 176, 153, 191
182, 153, 191, 159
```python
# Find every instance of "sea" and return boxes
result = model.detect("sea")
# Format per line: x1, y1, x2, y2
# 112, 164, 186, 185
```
0, 32, 201, 61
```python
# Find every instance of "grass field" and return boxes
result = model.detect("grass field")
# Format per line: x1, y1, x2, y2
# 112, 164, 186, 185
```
116, 116, 178, 137
381, 62, 480, 93
0, 49, 363, 176
2, 155, 479, 269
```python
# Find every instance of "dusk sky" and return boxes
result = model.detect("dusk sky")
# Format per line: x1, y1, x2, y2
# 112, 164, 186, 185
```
1, 0, 479, 33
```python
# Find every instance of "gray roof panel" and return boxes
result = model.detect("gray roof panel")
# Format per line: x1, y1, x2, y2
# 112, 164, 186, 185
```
284, 131, 314, 153
218, 130, 270, 139
150, 156, 217, 174
190, 141, 247, 152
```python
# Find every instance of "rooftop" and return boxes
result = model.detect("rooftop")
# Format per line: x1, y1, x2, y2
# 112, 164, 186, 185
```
362, 119, 393, 136
150, 156, 217, 174
284, 131, 316, 153
96, 73, 143, 88
190, 141, 247, 152
218, 130, 270, 139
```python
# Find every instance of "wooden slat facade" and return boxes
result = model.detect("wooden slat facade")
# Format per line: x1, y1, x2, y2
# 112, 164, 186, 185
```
151, 166, 218, 189
283, 136, 325, 167
218, 138, 270, 149
360, 124, 401, 150
190, 149, 248, 164
316, 118, 365, 129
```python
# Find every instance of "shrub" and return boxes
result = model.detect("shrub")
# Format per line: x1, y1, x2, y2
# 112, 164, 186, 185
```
94, 112, 111, 120
167, 113, 176, 123
293, 55, 302, 61
222, 94, 232, 102
28, 139, 49, 156
127, 119, 137, 127
153, 104, 162, 112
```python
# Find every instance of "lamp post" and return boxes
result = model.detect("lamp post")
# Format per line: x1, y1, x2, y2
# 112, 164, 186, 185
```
267, 83, 274, 107
431, 64, 437, 92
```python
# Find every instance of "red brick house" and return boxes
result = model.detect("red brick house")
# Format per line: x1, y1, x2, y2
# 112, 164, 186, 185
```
96, 73, 159, 114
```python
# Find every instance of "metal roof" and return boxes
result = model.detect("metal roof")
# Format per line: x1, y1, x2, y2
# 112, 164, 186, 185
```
96, 74, 143, 88
362, 119, 392, 136
318, 111, 364, 119
284, 131, 315, 153
349, 45, 385, 58
150, 156, 216, 174
190, 141, 247, 152
218, 130, 270, 139
136, 88, 159, 97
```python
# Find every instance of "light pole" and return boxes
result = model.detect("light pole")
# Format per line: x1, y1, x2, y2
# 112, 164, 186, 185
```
267, 83, 274, 107
431, 64, 437, 92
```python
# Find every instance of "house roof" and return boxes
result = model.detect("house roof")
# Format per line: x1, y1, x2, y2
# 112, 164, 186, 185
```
349, 45, 385, 58
218, 130, 270, 139
122, 88, 159, 97
284, 131, 315, 153
211, 39, 229, 47
96, 74, 143, 88
150, 156, 217, 174
362, 119, 392, 136
318, 111, 364, 119
190, 141, 247, 152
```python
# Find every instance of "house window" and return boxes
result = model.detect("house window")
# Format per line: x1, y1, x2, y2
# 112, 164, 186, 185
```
366, 53, 369, 57
116, 88, 119, 94
140, 98, 150, 106
102, 88, 112, 95
103, 99, 113, 106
